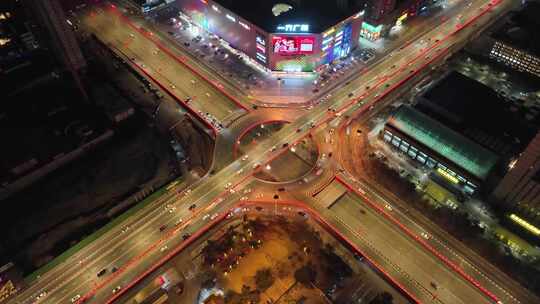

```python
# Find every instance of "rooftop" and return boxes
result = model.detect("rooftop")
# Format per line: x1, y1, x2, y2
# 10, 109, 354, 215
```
213, 0, 363, 33
418, 71, 537, 156
388, 106, 499, 180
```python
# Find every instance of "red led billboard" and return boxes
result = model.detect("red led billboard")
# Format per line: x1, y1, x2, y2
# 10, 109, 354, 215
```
272, 36, 315, 55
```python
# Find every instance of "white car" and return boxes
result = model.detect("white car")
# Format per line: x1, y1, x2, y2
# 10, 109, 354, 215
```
36, 291, 47, 301
241, 154, 249, 161
225, 182, 232, 189
160, 246, 168, 252
112, 286, 122, 294
203, 214, 210, 220
210, 213, 219, 220
71, 295, 81, 303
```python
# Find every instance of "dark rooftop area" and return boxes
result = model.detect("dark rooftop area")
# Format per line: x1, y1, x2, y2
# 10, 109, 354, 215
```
417, 71, 537, 157
213, 0, 364, 33
491, 1, 540, 56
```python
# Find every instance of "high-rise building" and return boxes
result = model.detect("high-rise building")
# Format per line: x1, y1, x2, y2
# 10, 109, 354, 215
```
469, 1, 540, 79
493, 131, 540, 209
489, 41, 540, 78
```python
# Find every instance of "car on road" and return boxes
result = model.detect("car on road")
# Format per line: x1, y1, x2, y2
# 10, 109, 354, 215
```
241, 154, 249, 161
97, 268, 107, 277
160, 245, 168, 252
252, 162, 261, 169
36, 291, 47, 301
225, 182, 232, 189
71, 295, 81, 303
182, 233, 191, 240
189, 204, 197, 211
112, 286, 122, 294
159, 224, 167, 232
203, 214, 210, 220
210, 213, 219, 220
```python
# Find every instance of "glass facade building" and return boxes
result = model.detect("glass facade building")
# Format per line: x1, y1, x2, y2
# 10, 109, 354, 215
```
383, 106, 499, 194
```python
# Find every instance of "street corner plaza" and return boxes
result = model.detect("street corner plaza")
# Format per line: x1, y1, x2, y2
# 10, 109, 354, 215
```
113, 205, 411, 304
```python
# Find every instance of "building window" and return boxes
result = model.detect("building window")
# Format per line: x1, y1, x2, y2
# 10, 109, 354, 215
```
464, 185, 475, 195
391, 136, 401, 147
426, 158, 437, 168
408, 146, 418, 158
437, 163, 447, 170
400, 141, 409, 152
383, 131, 392, 142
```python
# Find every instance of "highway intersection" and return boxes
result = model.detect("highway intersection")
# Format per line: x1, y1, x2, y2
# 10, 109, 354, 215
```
10, 0, 539, 304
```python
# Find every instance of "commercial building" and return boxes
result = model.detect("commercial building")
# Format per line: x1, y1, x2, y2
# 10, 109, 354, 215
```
360, 0, 431, 41
172, 0, 366, 72
383, 106, 499, 195
381, 71, 537, 195
470, 1, 540, 78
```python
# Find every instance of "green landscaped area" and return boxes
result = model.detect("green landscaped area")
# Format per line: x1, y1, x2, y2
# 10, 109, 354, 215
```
389, 106, 498, 179
24, 179, 183, 284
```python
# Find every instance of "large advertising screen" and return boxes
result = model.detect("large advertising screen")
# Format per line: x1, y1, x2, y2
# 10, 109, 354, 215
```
272, 36, 315, 55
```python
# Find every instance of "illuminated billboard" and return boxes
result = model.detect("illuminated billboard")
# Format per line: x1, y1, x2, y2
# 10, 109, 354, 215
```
360, 22, 383, 41
272, 36, 315, 55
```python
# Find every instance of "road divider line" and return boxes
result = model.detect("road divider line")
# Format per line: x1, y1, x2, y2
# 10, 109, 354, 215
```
335, 176, 501, 303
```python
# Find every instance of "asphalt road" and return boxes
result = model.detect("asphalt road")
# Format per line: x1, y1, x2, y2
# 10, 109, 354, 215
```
9, 0, 531, 304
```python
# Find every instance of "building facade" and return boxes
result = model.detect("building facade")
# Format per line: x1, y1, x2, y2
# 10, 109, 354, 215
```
173, 0, 364, 72
493, 131, 540, 208
382, 106, 499, 195
489, 41, 540, 78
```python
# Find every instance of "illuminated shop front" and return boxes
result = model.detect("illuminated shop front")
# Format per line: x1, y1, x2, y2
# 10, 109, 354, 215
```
360, 22, 383, 41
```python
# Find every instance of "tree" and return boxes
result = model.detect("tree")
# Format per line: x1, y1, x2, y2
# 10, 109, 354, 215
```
369, 291, 394, 304
255, 268, 274, 291
294, 263, 317, 286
